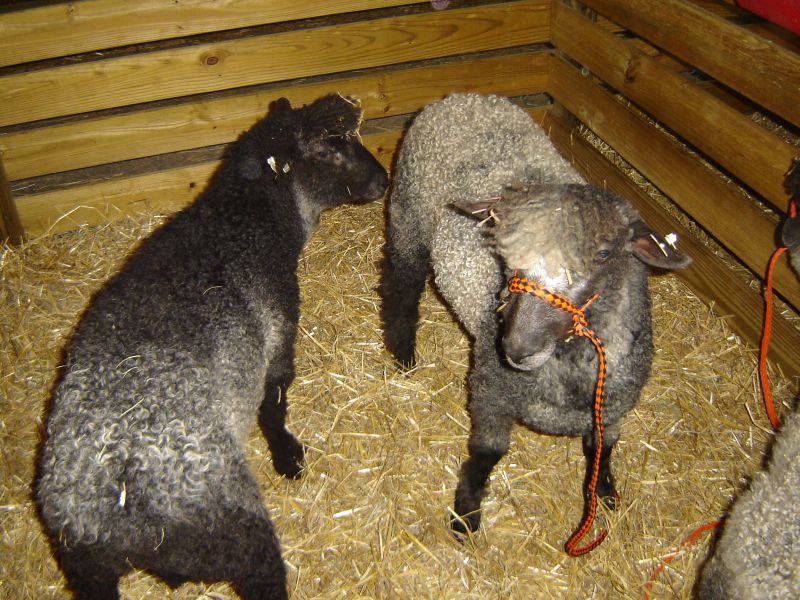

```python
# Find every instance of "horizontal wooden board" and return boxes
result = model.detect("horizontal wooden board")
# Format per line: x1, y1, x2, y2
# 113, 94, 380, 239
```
543, 105, 800, 380
0, 0, 549, 127
548, 55, 800, 311
11, 104, 541, 236
580, 0, 800, 126
551, 2, 796, 210
14, 139, 383, 238
0, 0, 429, 68
2, 50, 550, 181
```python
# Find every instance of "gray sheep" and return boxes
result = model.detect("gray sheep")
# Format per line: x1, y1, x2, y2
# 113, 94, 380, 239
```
695, 413, 800, 599
695, 159, 800, 599
35, 94, 388, 599
379, 93, 690, 541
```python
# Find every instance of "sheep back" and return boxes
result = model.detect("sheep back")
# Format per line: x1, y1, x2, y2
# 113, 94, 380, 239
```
389, 93, 583, 337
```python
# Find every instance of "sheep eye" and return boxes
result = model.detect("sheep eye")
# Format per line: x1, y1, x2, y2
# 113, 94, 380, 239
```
596, 249, 610, 261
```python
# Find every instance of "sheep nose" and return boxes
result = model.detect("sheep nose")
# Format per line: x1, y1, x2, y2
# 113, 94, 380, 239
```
371, 169, 389, 198
502, 334, 553, 370
500, 292, 563, 370
501, 332, 533, 365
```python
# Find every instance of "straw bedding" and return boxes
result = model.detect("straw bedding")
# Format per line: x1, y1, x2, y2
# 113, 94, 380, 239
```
0, 195, 795, 599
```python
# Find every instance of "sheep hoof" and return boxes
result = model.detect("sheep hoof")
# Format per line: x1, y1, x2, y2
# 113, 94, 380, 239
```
450, 511, 480, 539
601, 490, 621, 511
272, 439, 306, 480
386, 342, 416, 371
588, 489, 620, 511
394, 355, 416, 372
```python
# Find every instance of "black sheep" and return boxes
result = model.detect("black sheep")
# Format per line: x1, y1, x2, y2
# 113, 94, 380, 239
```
35, 94, 388, 599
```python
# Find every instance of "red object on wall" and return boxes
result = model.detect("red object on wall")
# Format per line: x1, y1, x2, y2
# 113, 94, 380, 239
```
738, 0, 800, 35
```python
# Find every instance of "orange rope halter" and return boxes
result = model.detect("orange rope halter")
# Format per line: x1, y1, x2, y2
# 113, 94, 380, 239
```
759, 198, 796, 432
507, 274, 608, 556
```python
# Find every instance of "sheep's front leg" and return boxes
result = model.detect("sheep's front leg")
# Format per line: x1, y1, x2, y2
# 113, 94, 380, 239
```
581, 426, 620, 510
259, 377, 305, 479
57, 545, 124, 600
451, 410, 513, 536
452, 446, 505, 535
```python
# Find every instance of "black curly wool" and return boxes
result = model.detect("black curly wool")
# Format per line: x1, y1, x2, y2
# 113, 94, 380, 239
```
35, 94, 387, 600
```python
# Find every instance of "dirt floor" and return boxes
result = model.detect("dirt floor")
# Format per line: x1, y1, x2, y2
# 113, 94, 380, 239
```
1, 198, 795, 599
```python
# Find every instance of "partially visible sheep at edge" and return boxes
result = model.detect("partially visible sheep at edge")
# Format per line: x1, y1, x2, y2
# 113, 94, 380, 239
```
695, 158, 800, 600
35, 94, 388, 600
379, 93, 691, 540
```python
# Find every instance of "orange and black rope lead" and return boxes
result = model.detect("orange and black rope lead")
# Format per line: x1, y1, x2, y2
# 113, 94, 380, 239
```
507, 275, 608, 556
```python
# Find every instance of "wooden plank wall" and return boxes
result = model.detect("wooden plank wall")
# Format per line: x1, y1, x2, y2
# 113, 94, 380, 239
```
0, 0, 798, 376
0, 0, 562, 236
547, 0, 800, 378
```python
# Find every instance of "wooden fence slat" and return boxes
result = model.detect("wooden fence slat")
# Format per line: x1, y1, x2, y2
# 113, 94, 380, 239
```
551, 2, 797, 211
548, 55, 800, 311
580, 0, 800, 126
12, 104, 542, 236
543, 105, 800, 380
0, 0, 429, 68
0, 0, 549, 127
13, 129, 393, 238
2, 51, 550, 181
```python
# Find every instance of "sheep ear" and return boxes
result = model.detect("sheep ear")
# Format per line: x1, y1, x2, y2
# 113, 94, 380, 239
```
269, 97, 293, 115
629, 221, 692, 270
300, 94, 362, 140
783, 158, 800, 197
451, 198, 503, 224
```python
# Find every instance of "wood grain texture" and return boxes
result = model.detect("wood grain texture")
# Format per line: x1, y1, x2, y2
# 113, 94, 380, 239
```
2, 51, 550, 181
548, 55, 800, 311
12, 106, 542, 236
580, 0, 800, 126
543, 105, 800, 380
0, 157, 24, 244
0, 0, 549, 127
552, 2, 797, 211
0, 0, 429, 68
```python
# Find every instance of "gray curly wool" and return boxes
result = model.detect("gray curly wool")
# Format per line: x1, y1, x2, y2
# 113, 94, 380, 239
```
696, 410, 800, 599
380, 92, 690, 538
388, 93, 582, 339
35, 94, 387, 599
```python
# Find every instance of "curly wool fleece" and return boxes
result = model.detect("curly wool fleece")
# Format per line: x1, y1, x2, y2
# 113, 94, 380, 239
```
35, 93, 387, 599
389, 92, 583, 337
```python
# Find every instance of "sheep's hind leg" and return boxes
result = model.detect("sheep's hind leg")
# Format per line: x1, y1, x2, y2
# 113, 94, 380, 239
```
152, 489, 289, 600
379, 219, 430, 369
56, 544, 124, 600
259, 377, 305, 479
581, 429, 619, 510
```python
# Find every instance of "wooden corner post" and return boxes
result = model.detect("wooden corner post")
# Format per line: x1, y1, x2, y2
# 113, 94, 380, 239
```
0, 155, 25, 245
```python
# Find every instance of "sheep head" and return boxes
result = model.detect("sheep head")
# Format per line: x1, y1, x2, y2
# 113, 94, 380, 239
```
287, 94, 388, 208
234, 94, 387, 231
455, 184, 691, 371
780, 159, 800, 275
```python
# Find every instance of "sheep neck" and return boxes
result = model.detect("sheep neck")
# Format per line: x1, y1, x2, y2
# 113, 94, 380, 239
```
507, 274, 609, 556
